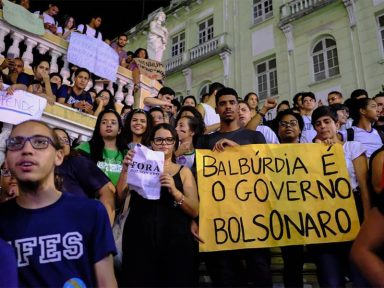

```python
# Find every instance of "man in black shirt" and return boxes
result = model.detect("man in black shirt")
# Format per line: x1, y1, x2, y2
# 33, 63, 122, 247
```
196, 87, 271, 287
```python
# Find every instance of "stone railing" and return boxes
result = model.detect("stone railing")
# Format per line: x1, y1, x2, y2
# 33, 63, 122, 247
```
0, 12, 162, 165
164, 33, 227, 72
280, 0, 336, 24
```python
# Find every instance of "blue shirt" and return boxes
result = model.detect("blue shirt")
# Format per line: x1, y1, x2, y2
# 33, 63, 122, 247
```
57, 85, 93, 105
0, 194, 116, 287
0, 238, 18, 287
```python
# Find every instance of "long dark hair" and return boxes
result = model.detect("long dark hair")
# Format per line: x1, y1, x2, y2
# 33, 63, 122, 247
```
89, 109, 126, 162
347, 98, 372, 126
52, 127, 80, 158
176, 115, 204, 147
122, 109, 153, 146
93, 89, 115, 112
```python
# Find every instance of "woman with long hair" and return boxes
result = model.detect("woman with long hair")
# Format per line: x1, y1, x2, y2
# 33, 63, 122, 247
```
76, 109, 126, 186
120, 123, 199, 286
175, 115, 205, 169
116, 109, 152, 204
54, 128, 115, 225
93, 89, 116, 117
61, 15, 76, 40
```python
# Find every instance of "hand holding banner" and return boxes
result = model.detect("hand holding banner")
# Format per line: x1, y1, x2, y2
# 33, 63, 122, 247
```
127, 144, 164, 200
196, 143, 360, 252
0, 90, 47, 125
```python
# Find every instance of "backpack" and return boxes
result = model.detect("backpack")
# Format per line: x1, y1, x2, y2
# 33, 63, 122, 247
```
346, 127, 384, 144
81, 24, 100, 39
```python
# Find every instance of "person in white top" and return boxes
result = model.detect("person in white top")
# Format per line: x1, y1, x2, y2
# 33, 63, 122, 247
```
196, 82, 224, 134
311, 105, 370, 287
339, 98, 381, 158
34, 3, 62, 35
77, 15, 103, 41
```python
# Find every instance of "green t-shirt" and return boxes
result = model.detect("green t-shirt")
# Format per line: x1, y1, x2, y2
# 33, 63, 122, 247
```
76, 142, 125, 186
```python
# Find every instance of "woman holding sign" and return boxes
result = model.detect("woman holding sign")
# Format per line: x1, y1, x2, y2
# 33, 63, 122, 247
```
310, 106, 370, 287
120, 123, 199, 287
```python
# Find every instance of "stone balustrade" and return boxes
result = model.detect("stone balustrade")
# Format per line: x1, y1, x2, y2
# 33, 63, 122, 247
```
280, 0, 336, 24
164, 33, 227, 72
0, 12, 162, 165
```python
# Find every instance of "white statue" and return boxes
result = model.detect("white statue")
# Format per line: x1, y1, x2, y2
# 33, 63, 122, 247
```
147, 11, 168, 62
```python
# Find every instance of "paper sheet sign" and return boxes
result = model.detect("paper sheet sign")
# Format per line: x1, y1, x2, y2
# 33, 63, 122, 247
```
196, 144, 360, 252
67, 33, 119, 81
0, 90, 47, 125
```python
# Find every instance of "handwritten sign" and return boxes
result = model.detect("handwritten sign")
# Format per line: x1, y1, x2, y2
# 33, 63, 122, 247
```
3, 0, 45, 36
0, 90, 47, 125
67, 33, 119, 81
196, 144, 360, 252
134, 58, 165, 80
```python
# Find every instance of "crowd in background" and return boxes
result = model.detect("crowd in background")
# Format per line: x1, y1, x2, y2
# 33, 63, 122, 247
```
1, 1, 384, 287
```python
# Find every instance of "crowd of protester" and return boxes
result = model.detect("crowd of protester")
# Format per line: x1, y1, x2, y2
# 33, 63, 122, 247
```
2, 1, 384, 287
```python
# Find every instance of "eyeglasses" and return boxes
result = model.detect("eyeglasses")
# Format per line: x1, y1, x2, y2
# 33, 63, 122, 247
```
279, 120, 298, 128
133, 109, 146, 114
0, 168, 11, 177
153, 137, 175, 145
6, 135, 56, 151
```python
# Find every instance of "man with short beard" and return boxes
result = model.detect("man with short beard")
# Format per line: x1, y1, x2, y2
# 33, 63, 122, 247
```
111, 34, 128, 66
374, 92, 384, 133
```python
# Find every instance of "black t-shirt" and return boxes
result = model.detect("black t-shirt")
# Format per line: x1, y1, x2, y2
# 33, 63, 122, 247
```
196, 127, 266, 149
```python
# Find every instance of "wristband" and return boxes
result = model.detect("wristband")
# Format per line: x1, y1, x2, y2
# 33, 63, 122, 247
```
173, 195, 185, 207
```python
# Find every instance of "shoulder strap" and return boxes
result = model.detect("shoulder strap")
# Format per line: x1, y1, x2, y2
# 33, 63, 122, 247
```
346, 128, 354, 141
82, 25, 87, 34
95, 30, 100, 38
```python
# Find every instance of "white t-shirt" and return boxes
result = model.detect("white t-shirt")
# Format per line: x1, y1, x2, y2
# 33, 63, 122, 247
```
343, 141, 366, 189
339, 126, 382, 158
201, 103, 220, 127
300, 115, 317, 143
256, 125, 279, 144
34, 11, 63, 34
77, 24, 103, 41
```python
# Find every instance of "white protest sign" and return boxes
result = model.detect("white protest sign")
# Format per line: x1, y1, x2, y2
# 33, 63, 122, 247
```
0, 90, 47, 125
127, 144, 164, 200
67, 33, 119, 81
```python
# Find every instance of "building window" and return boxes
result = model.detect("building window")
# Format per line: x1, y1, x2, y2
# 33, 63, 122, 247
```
377, 14, 384, 56
255, 58, 278, 100
253, 0, 273, 24
198, 17, 214, 44
171, 32, 185, 57
312, 37, 340, 82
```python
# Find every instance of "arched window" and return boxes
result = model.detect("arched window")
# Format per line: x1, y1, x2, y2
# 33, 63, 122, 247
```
199, 82, 211, 96
312, 37, 340, 82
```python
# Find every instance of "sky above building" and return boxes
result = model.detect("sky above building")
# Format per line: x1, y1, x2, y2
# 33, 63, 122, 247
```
32, 0, 171, 40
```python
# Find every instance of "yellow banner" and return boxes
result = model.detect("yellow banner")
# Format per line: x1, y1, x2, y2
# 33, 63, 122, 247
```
196, 144, 360, 252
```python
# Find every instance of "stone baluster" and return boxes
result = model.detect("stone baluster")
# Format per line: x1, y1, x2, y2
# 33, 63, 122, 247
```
60, 55, 71, 85
36, 43, 49, 55
7, 32, 25, 58
125, 82, 134, 105
107, 81, 114, 94
0, 123, 13, 167
0, 26, 10, 56
115, 78, 127, 104
49, 50, 62, 73
94, 81, 104, 93
22, 38, 38, 69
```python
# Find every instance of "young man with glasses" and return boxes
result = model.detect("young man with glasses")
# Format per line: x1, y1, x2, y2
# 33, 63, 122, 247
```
195, 87, 271, 287
0, 120, 117, 287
